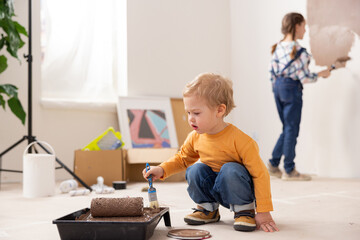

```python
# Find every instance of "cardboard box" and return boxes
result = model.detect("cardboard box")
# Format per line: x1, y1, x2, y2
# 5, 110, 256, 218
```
125, 148, 186, 182
74, 149, 126, 187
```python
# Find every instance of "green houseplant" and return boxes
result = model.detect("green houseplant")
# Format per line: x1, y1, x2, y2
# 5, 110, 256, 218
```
0, 0, 28, 124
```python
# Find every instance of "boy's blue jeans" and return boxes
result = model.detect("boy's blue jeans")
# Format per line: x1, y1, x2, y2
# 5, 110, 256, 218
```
270, 77, 303, 173
186, 162, 255, 213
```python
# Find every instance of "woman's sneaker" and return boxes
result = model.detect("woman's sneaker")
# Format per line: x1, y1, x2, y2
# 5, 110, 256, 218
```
184, 207, 220, 225
282, 168, 311, 181
233, 209, 256, 232
267, 162, 283, 178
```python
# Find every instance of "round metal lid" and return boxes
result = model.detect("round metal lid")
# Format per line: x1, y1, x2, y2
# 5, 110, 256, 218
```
167, 229, 211, 239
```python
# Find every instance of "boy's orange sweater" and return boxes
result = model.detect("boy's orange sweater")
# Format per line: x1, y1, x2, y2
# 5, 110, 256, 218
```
159, 123, 273, 213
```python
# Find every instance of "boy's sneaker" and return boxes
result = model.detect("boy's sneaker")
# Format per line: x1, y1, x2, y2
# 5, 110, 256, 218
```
184, 207, 220, 225
267, 162, 282, 178
282, 168, 311, 181
233, 209, 256, 232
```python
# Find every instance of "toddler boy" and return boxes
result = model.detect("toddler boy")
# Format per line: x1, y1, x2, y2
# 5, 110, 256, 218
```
143, 73, 278, 232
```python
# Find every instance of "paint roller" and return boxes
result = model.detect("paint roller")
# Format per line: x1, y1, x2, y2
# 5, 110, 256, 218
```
90, 197, 144, 217
330, 56, 351, 71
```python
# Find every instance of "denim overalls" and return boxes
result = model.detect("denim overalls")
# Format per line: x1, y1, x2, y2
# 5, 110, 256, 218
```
269, 48, 305, 173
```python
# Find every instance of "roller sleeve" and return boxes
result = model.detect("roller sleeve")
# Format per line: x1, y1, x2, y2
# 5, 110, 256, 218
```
90, 197, 144, 217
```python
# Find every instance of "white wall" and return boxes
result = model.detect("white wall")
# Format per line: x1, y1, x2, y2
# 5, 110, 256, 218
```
0, 0, 231, 182
230, 0, 360, 178
127, 0, 231, 97
309, 38, 360, 178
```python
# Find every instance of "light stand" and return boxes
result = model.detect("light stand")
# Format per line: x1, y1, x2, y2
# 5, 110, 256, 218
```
0, 0, 91, 191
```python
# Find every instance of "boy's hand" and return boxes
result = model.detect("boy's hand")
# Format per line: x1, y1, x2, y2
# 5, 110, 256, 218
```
255, 212, 279, 232
142, 166, 164, 181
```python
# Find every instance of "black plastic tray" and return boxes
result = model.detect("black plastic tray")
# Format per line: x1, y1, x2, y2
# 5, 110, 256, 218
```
53, 207, 171, 240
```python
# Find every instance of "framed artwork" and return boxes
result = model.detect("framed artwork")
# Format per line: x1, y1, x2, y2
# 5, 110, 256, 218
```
117, 96, 179, 148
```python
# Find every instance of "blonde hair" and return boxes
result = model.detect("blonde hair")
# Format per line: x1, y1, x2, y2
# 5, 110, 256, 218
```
183, 73, 235, 116
271, 12, 305, 59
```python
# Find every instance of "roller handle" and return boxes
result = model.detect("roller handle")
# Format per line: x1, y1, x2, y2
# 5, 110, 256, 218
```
330, 56, 351, 71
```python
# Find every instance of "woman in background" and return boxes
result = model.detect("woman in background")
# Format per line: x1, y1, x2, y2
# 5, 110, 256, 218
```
267, 12, 331, 181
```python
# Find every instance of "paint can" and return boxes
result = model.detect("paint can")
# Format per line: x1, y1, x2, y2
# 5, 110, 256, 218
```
23, 141, 55, 198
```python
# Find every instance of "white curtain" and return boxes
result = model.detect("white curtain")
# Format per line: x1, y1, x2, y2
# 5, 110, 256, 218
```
41, 0, 126, 106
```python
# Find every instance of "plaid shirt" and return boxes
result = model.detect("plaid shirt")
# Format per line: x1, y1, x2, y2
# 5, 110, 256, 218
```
269, 41, 317, 84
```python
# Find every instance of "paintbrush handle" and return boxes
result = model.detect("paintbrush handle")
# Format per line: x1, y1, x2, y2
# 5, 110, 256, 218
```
145, 163, 153, 188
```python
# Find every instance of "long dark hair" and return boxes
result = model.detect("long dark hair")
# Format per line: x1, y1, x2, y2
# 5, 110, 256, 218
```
271, 12, 305, 59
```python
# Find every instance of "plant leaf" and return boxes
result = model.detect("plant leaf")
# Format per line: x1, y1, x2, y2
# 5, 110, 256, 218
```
0, 7, 5, 20
0, 54, 7, 73
0, 1, 12, 19
14, 21, 28, 37
0, 36, 5, 49
0, 84, 18, 97
18, 38, 24, 49
7, 35, 21, 59
0, 94, 5, 109
8, 96, 26, 125
0, 0, 28, 125
4, 0, 15, 17
1, 18, 21, 59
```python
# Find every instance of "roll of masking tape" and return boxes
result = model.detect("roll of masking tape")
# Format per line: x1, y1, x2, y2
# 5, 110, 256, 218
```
69, 189, 90, 197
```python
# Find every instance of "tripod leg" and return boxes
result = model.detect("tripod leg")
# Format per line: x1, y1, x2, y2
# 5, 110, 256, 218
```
55, 156, 92, 191
36, 142, 92, 191
0, 136, 28, 189
0, 136, 27, 157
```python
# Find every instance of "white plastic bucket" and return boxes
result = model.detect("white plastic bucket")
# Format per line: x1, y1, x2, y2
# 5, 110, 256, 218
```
23, 141, 55, 198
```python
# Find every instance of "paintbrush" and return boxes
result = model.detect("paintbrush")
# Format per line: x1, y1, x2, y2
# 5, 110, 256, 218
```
145, 163, 159, 209
330, 56, 351, 71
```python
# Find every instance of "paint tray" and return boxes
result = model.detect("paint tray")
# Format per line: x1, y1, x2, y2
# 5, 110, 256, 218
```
53, 207, 171, 240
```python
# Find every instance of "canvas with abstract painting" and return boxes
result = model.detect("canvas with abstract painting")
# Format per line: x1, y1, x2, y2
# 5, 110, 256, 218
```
117, 97, 178, 149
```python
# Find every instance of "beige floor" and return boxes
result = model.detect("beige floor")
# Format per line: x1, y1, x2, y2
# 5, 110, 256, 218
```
0, 176, 359, 240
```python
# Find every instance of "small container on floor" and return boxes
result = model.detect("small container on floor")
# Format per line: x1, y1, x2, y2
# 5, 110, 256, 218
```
113, 181, 127, 190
